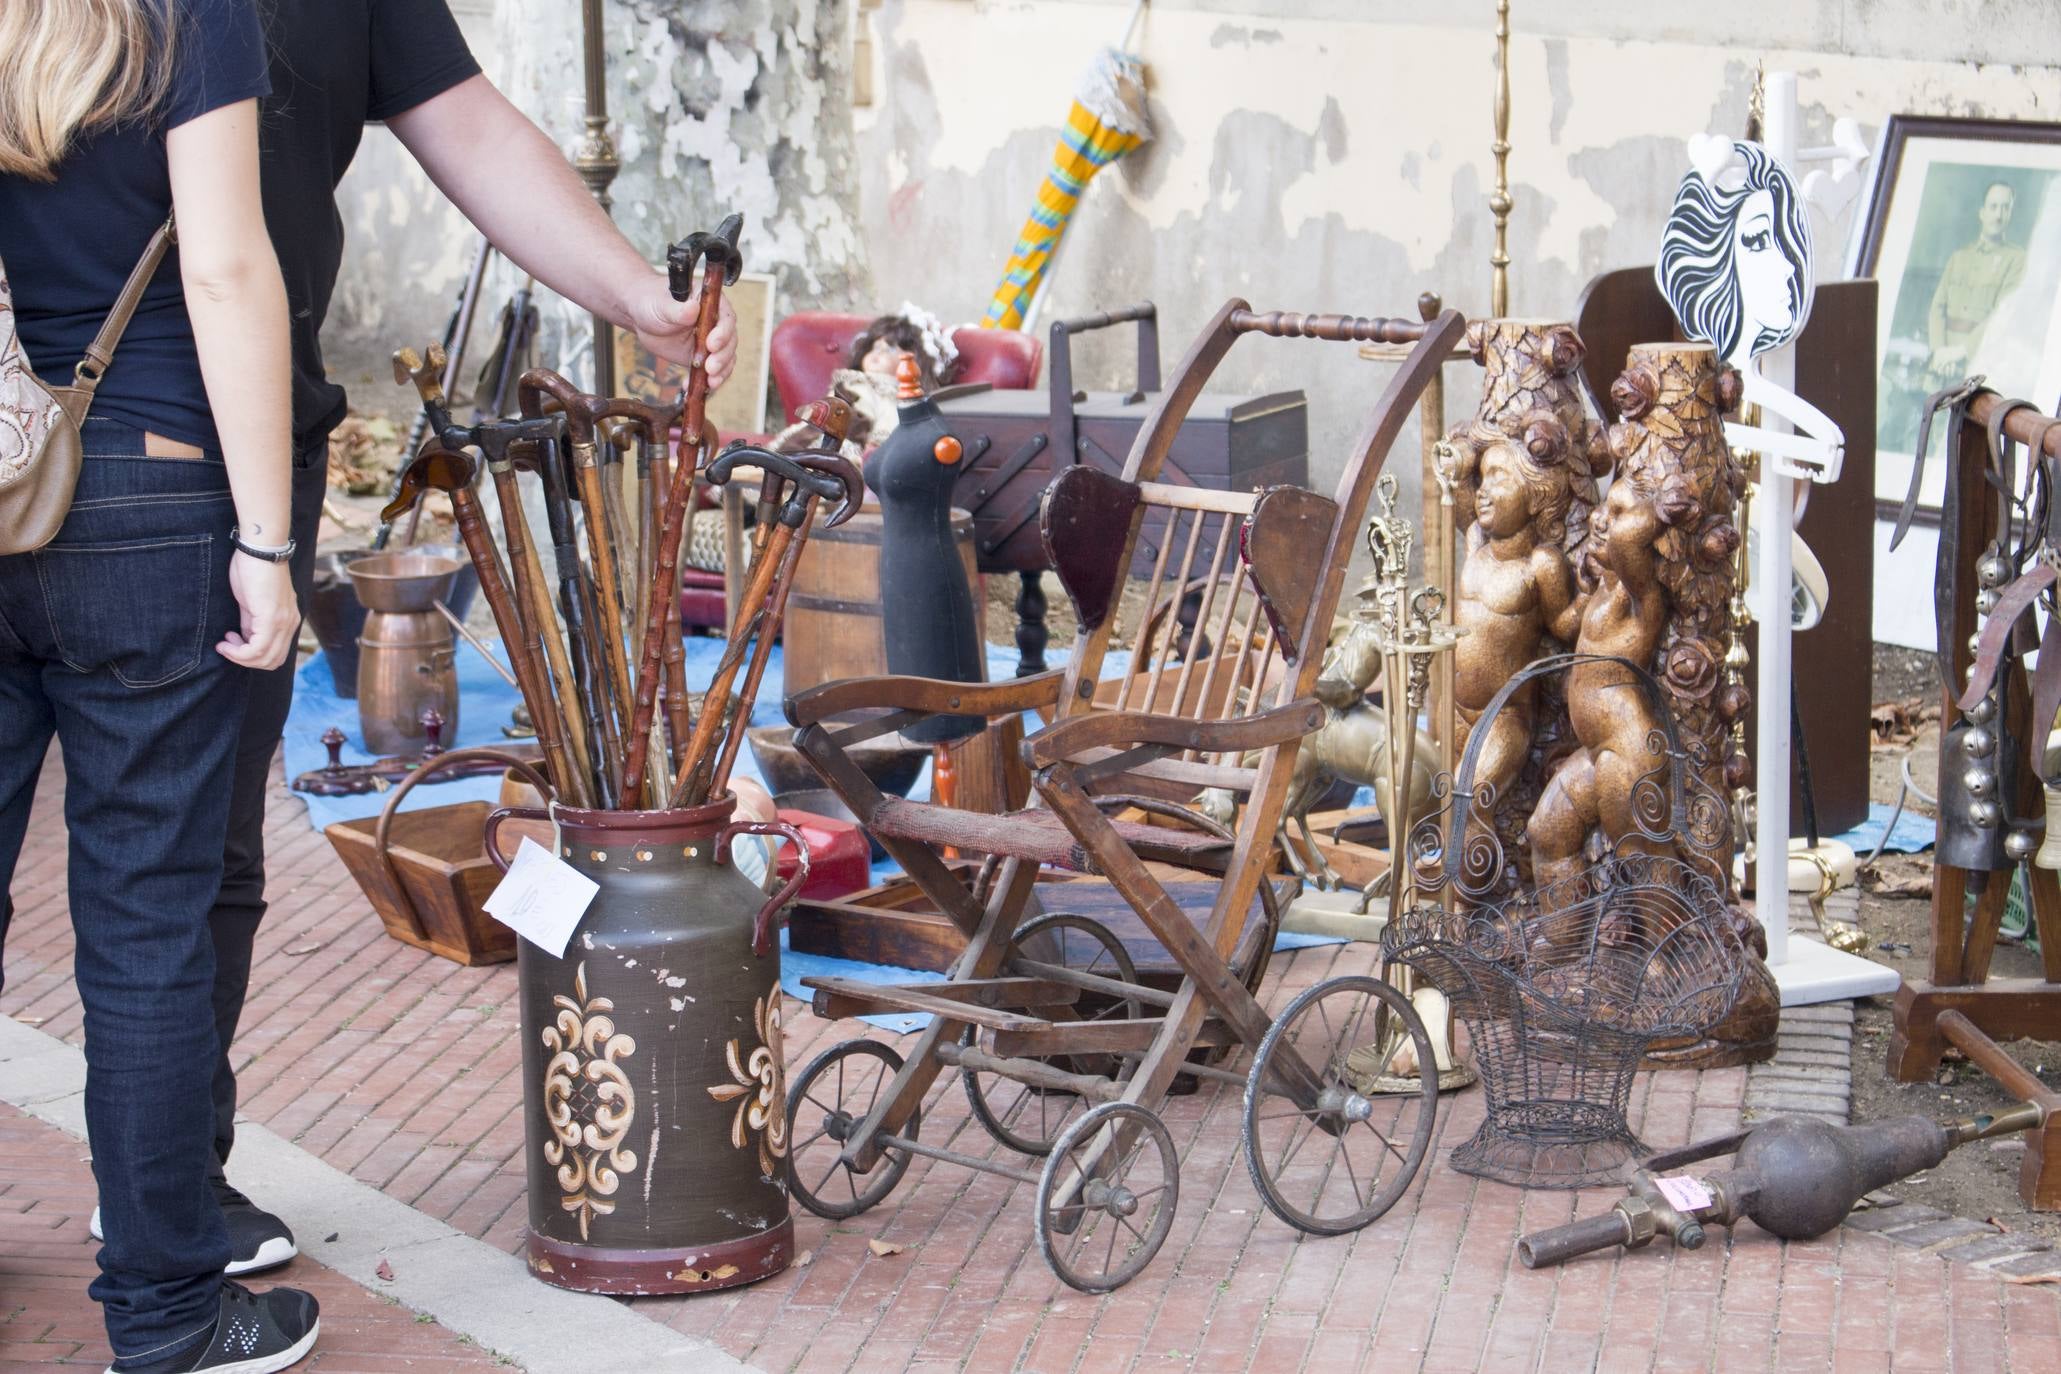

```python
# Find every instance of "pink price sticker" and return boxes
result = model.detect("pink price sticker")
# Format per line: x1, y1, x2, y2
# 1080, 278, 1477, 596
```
1654, 1173, 1713, 1212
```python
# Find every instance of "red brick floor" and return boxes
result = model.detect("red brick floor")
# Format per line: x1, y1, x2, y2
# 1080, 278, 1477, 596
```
5, 750, 2060, 1372
0, 1101, 506, 1371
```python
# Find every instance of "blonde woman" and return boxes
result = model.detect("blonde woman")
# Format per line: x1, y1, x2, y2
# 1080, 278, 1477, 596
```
0, 2, 314, 1371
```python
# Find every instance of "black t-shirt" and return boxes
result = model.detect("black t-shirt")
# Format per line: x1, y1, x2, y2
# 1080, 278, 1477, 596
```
0, 0, 271, 451
256, 1, 479, 446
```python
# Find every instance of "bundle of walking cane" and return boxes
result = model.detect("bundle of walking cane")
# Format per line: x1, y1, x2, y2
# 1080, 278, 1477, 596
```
380, 214, 863, 812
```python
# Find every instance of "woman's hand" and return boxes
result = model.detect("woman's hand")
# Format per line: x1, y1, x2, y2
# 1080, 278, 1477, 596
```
218, 553, 299, 670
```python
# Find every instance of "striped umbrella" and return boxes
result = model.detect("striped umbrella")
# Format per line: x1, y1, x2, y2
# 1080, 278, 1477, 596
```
982, 46, 1152, 331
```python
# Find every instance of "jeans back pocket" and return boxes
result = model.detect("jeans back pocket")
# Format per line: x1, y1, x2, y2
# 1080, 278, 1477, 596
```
36, 534, 220, 688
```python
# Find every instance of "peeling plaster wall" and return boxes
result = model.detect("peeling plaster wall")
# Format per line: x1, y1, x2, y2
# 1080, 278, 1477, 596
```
325, 0, 2061, 499
854, 0, 2061, 520
324, 0, 866, 420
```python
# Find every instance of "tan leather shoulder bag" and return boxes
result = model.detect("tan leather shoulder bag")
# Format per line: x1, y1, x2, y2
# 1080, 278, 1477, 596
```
0, 220, 177, 555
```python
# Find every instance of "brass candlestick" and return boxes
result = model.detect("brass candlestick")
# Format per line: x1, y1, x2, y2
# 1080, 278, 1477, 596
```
575, 0, 621, 395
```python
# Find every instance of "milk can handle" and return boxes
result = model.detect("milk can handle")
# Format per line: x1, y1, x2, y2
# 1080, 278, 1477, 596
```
717, 819, 810, 957
483, 805, 552, 874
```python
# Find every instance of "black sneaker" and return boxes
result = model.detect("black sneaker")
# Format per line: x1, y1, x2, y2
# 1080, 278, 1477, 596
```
211, 1182, 298, 1277
88, 1185, 297, 1277
105, 1281, 318, 1374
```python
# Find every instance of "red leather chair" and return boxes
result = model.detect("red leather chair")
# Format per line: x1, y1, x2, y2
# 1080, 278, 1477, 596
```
765, 312, 1043, 424
680, 314, 1043, 629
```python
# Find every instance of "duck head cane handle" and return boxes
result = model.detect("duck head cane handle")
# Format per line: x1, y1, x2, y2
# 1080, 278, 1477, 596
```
716, 818, 811, 956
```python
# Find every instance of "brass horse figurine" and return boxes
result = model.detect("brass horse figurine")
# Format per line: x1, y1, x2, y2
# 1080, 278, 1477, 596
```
1198, 602, 1436, 891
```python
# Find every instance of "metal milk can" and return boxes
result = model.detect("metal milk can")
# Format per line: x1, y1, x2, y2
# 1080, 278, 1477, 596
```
485, 793, 809, 1295
347, 551, 462, 753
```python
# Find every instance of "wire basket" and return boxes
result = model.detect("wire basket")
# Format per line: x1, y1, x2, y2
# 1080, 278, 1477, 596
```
1382, 654, 1747, 1188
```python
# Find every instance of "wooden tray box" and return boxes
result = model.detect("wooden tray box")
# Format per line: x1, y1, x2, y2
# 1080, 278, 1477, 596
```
325, 800, 515, 966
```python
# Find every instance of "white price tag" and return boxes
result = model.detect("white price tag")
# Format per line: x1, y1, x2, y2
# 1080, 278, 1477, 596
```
483, 838, 599, 958
1654, 1173, 1713, 1213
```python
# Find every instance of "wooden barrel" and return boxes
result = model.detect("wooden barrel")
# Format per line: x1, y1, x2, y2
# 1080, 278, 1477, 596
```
783, 508, 981, 693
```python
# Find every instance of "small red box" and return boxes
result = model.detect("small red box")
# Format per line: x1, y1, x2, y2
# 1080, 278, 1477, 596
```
776, 807, 871, 901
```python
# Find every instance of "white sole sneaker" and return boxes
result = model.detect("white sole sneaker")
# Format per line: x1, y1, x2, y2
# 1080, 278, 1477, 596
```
89, 1208, 299, 1275
100, 1319, 317, 1374
225, 1236, 297, 1278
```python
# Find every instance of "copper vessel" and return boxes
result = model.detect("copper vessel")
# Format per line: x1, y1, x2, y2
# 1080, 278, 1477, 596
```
349, 552, 463, 753
484, 793, 809, 1295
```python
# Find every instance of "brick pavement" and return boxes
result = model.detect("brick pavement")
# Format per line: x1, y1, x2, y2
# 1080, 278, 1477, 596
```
4, 749, 2060, 1372
0, 1100, 507, 1372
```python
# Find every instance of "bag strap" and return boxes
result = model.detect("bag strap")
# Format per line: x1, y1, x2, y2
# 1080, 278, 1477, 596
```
69, 217, 177, 395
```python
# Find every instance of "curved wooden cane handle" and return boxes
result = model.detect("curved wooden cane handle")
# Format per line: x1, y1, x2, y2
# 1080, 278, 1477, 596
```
716, 819, 811, 957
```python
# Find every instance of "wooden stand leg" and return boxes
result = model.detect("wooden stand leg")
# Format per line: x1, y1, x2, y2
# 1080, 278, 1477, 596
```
1015, 571, 1048, 678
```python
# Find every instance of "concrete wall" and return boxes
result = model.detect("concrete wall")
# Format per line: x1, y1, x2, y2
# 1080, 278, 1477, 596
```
324, 0, 2061, 489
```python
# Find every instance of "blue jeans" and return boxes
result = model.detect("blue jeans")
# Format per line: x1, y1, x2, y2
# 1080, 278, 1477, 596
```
0, 419, 241, 1360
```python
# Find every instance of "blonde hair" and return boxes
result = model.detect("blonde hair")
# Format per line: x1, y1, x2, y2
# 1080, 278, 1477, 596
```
0, 0, 177, 181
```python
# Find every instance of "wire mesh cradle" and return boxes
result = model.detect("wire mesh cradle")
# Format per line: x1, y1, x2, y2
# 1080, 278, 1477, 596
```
1383, 654, 1748, 1188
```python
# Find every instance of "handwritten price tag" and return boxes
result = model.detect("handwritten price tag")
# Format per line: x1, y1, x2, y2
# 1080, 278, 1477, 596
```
484, 838, 598, 957
1654, 1173, 1713, 1213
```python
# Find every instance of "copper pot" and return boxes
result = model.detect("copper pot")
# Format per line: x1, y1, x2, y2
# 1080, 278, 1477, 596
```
349, 552, 462, 752
485, 793, 811, 1295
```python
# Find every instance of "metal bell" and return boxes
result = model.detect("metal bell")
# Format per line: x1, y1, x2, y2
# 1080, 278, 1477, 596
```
2005, 827, 2040, 863
1967, 696, 1998, 726
1978, 550, 2011, 588
1964, 726, 1997, 757
1977, 588, 2001, 615
2040, 787, 2061, 870
1972, 799, 2003, 829
1965, 768, 1997, 800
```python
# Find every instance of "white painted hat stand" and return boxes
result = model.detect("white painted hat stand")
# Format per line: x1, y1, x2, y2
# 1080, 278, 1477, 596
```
1668, 74, 1900, 1006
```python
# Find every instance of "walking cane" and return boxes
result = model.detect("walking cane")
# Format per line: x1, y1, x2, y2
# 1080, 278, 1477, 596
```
703, 440, 864, 802
392, 347, 592, 807
521, 370, 638, 750
514, 377, 621, 807
668, 446, 859, 808
623, 213, 743, 803
378, 441, 578, 804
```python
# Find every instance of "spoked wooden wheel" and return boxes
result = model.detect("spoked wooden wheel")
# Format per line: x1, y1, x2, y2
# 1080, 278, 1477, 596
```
1034, 1102, 1178, 1294
962, 913, 1143, 1156
1242, 975, 1439, 1236
786, 1039, 920, 1220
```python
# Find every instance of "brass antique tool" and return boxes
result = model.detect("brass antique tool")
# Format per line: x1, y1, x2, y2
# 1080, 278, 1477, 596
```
1516, 1102, 2046, 1267
623, 213, 743, 802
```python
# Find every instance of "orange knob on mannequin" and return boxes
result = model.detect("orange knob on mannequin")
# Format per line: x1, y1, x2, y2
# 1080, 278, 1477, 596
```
895, 354, 923, 401
933, 435, 963, 465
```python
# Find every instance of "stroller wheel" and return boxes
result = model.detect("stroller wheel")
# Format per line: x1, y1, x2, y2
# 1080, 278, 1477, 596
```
1242, 975, 1439, 1236
963, 912, 1144, 1155
786, 1039, 920, 1219
1035, 1102, 1178, 1294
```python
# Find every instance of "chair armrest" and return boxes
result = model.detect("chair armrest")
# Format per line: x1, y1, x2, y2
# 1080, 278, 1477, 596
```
786, 668, 1066, 728
1026, 697, 1325, 768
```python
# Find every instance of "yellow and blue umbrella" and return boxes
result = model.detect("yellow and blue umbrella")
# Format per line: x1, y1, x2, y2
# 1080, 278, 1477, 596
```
983, 47, 1151, 331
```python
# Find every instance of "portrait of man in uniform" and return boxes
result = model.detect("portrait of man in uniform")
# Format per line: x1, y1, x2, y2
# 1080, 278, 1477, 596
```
1924, 180, 2027, 385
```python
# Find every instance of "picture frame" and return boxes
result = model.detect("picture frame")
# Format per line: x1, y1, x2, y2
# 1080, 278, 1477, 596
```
1849, 115, 2061, 523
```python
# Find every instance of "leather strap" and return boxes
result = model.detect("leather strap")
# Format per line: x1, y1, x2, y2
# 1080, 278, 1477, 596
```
1892, 375, 1984, 551
70, 218, 176, 394
1984, 397, 2038, 572
1957, 560, 2055, 713
1931, 386, 1986, 691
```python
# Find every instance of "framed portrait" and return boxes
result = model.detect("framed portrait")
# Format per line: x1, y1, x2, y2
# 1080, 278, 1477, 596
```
1851, 116, 2061, 520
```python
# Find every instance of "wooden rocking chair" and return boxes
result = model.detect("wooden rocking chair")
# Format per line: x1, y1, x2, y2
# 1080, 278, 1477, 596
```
782, 300, 1466, 1292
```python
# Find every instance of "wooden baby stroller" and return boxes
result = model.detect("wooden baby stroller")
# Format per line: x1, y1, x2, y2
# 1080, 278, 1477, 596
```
782, 300, 1466, 1291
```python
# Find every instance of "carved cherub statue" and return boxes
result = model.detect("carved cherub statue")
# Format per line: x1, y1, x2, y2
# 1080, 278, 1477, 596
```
1450, 412, 1583, 810
1526, 466, 1701, 895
